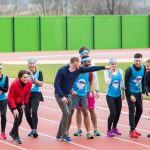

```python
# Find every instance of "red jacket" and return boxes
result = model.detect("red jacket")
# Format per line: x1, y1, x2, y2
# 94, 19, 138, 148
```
7, 79, 32, 109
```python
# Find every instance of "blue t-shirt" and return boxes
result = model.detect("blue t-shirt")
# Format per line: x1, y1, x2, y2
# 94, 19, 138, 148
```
106, 70, 121, 97
129, 64, 144, 93
0, 75, 6, 101
72, 73, 89, 97
28, 70, 40, 92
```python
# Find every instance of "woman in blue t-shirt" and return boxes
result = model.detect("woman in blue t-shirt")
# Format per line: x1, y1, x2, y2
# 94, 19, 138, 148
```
104, 58, 125, 137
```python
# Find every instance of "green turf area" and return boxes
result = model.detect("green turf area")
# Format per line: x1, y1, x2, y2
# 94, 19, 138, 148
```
2, 63, 150, 100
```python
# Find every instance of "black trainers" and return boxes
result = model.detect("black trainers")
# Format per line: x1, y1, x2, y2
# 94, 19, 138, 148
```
33, 130, 38, 138
9, 131, 15, 140
28, 130, 34, 137
14, 137, 22, 144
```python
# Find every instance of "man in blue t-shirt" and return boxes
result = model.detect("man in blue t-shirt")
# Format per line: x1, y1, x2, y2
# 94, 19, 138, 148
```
125, 53, 146, 138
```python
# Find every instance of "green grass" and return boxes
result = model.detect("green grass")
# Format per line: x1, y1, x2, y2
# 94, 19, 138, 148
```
2, 63, 150, 100
2, 64, 64, 83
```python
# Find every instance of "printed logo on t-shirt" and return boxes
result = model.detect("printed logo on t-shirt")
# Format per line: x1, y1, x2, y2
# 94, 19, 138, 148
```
133, 76, 142, 86
112, 80, 119, 89
77, 79, 86, 90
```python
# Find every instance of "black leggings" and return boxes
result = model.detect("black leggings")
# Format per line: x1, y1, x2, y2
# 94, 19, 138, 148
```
126, 92, 143, 131
8, 103, 23, 138
106, 95, 122, 131
25, 93, 40, 130
0, 100, 7, 132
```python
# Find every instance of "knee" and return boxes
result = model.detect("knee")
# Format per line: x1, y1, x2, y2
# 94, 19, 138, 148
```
82, 110, 88, 117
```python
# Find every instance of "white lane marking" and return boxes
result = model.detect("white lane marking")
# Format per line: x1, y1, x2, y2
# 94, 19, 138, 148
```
39, 105, 150, 133
37, 117, 150, 148
42, 95, 150, 119
19, 51, 150, 59
0, 139, 28, 150
6, 124, 95, 150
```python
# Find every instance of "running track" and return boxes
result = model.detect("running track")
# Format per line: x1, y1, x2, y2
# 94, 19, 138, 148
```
0, 49, 150, 150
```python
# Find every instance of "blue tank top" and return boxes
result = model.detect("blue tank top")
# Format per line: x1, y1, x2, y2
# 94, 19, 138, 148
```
0, 75, 6, 101
29, 70, 40, 92
72, 73, 89, 97
106, 70, 121, 97
129, 65, 144, 93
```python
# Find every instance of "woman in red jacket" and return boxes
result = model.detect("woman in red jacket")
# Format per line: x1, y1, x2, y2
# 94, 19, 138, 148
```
7, 70, 32, 144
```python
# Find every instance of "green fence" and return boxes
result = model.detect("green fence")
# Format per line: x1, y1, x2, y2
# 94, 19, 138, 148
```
122, 15, 149, 48
14, 16, 40, 52
0, 17, 13, 52
67, 16, 93, 50
94, 15, 121, 49
0, 15, 149, 52
41, 16, 66, 50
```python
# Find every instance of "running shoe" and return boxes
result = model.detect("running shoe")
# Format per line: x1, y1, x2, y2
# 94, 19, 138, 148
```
112, 128, 122, 135
14, 137, 22, 144
86, 133, 94, 139
74, 129, 82, 136
134, 130, 141, 136
94, 129, 101, 136
107, 130, 115, 137
1, 132, 7, 139
130, 130, 138, 138
62, 136, 72, 142
28, 130, 34, 137
33, 130, 38, 138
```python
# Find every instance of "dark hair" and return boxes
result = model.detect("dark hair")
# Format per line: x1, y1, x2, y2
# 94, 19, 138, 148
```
70, 57, 80, 63
18, 70, 28, 78
81, 55, 90, 64
79, 46, 90, 54
134, 53, 142, 58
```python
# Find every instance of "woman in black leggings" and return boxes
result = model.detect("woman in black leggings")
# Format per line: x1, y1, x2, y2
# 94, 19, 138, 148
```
104, 58, 125, 137
7, 70, 32, 144
25, 58, 43, 138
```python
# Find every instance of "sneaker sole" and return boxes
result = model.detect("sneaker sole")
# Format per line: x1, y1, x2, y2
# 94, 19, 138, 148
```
74, 134, 82, 136
62, 140, 72, 143
14, 141, 22, 144
130, 136, 138, 138
94, 134, 101, 136
87, 136, 94, 139
33, 133, 38, 138
107, 135, 115, 137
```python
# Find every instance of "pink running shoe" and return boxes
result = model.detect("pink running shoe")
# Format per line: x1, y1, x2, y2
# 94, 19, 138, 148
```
1, 132, 7, 139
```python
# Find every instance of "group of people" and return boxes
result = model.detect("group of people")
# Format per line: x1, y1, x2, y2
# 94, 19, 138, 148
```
0, 47, 149, 145
0, 58, 43, 144
54, 47, 150, 142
